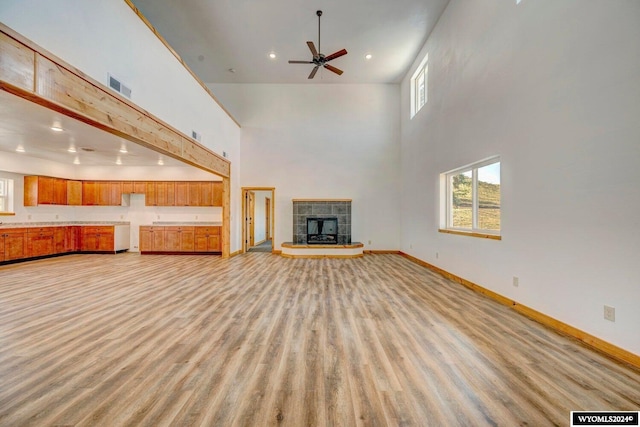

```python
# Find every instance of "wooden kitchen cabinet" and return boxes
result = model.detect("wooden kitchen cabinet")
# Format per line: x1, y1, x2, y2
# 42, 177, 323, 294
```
164, 226, 195, 251
82, 181, 98, 205
188, 182, 201, 206
145, 182, 175, 206
139, 226, 165, 252
67, 180, 82, 205
53, 227, 66, 253
122, 181, 146, 194
212, 182, 223, 207
174, 182, 190, 206
194, 226, 221, 252
0, 228, 28, 261
81, 226, 115, 252
65, 226, 80, 252
27, 228, 55, 257
24, 176, 68, 206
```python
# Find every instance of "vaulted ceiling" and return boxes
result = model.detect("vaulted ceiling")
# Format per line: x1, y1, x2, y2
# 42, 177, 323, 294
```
130, 0, 450, 84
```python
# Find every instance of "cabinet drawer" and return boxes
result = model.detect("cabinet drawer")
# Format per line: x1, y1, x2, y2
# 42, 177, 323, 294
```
27, 227, 54, 236
194, 226, 220, 235
164, 226, 195, 232
82, 226, 114, 234
140, 226, 165, 232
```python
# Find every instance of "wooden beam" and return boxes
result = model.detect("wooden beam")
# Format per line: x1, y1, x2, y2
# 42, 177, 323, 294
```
0, 23, 230, 178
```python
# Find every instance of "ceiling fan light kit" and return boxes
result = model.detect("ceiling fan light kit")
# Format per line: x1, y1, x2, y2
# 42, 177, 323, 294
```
288, 10, 348, 79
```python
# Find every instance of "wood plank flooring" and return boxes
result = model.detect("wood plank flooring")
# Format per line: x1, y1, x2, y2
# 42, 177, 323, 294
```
0, 253, 638, 426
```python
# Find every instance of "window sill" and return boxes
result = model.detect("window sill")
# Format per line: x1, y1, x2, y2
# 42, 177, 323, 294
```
0, 212, 16, 216
439, 229, 501, 240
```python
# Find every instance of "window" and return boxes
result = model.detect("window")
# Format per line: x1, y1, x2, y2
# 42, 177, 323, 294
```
0, 178, 14, 213
441, 158, 501, 237
410, 54, 428, 118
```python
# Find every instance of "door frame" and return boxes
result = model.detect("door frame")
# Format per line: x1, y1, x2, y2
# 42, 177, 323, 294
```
241, 187, 275, 254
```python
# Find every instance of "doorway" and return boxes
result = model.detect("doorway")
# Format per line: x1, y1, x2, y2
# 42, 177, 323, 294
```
242, 187, 275, 253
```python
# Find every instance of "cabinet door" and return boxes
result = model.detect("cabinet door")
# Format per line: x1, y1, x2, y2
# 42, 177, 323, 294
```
97, 233, 114, 251
122, 181, 134, 194
188, 182, 201, 206
139, 229, 153, 251
97, 182, 111, 206
165, 229, 180, 251
4, 230, 27, 261
200, 182, 214, 206
156, 182, 175, 206
67, 181, 82, 205
65, 226, 79, 252
83, 181, 98, 205
82, 233, 98, 251
37, 176, 55, 204
28, 232, 54, 257
129, 181, 145, 194
53, 227, 65, 253
208, 235, 221, 252
152, 230, 165, 250
180, 230, 195, 251
110, 182, 122, 205
53, 178, 67, 205
145, 182, 157, 206
212, 182, 223, 207
175, 182, 189, 206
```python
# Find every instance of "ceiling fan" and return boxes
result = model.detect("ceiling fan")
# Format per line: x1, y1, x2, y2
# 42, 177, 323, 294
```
288, 10, 348, 79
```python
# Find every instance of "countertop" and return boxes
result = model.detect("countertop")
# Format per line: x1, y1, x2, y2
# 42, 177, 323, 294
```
0, 221, 131, 228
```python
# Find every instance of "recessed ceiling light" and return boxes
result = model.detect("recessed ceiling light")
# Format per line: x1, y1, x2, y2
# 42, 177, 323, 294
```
365, 54, 373, 60
158, 158, 164, 166
68, 146, 77, 153
73, 156, 80, 165
116, 157, 122, 165
119, 143, 128, 153
16, 145, 25, 153
51, 121, 63, 132
269, 52, 277, 59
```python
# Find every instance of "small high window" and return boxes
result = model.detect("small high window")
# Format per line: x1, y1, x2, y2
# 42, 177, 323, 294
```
410, 54, 428, 118
440, 158, 501, 237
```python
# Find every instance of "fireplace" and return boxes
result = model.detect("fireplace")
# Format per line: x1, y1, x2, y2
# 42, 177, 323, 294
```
307, 217, 338, 244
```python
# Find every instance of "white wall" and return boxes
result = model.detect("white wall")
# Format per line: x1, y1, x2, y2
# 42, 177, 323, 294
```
400, 0, 640, 355
212, 84, 401, 251
0, 0, 242, 252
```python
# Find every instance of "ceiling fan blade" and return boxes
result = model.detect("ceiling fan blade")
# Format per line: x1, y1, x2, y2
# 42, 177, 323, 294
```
288, 60, 314, 64
324, 64, 343, 76
325, 48, 347, 62
307, 41, 318, 58
308, 66, 320, 79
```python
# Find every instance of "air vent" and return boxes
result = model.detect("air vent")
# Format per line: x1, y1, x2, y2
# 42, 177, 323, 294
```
191, 130, 202, 142
108, 73, 132, 99
80, 147, 95, 152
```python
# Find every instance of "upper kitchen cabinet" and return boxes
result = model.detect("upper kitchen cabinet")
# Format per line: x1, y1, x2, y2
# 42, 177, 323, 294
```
24, 176, 68, 206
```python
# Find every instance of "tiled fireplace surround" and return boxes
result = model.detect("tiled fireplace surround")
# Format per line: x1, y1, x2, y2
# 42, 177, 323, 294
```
292, 200, 351, 244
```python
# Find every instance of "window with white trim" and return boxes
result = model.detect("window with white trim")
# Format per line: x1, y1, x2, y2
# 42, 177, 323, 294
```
410, 54, 428, 118
0, 178, 14, 213
441, 157, 501, 235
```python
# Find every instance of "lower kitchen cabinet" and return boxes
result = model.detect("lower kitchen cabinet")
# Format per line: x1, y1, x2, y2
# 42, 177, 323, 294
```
81, 226, 115, 252
0, 228, 28, 261
140, 225, 220, 254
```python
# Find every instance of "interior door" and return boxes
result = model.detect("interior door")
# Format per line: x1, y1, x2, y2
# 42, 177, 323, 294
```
249, 191, 255, 247
265, 198, 271, 240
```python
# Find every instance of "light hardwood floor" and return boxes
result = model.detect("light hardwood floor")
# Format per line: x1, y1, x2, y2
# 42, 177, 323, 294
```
0, 253, 638, 426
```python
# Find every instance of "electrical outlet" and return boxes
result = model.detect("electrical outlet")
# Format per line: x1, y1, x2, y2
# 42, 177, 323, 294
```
120, 215, 124, 220
513, 276, 519, 287
133, 245, 139, 249
409, 244, 413, 249
28, 214, 31, 220
604, 305, 615, 322
195, 215, 198, 220
55, 214, 59, 219
436, 252, 439, 259
368, 240, 372, 245
157, 215, 160, 220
